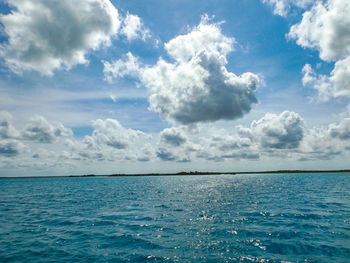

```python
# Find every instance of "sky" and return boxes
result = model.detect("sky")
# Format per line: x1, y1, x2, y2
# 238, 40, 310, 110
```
0, 0, 350, 176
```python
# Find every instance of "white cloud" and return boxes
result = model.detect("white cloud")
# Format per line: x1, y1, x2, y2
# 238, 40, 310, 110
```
121, 13, 150, 41
110, 95, 117, 102
2, 110, 350, 168
143, 50, 260, 125
160, 127, 187, 147
262, 0, 289, 16
164, 15, 234, 62
262, 0, 313, 17
104, 15, 260, 125
330, 56, 350, 97
103, 52, 141, 82
156, 145, 194, 162
197, 127, 259, 161
29, 112, 350, 164
154, 124, 262, 163
22, 116, 72, 143
0, 111, 19, 138
289, 0, 350, 99
155, 126, 200, 162
32, 148, 56, 159
0, 139, 26, 157
329, 118, 350, 140
63, 118, 154, 163
136, 144, 155, 162
288, 0, 350, 62
299, 125, 346, 161
301, 64, 332, 100
156, 148, 178, 161
302, 59, 350, 100
90, 118, 145, 149
239, 111, 305, 149
0, 0, 121, 75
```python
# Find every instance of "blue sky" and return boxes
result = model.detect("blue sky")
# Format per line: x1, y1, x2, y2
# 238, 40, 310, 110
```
0, 0, 349, 176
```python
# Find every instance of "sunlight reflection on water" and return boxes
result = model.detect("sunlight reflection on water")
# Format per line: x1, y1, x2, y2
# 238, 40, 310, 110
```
0, 173, 350, 262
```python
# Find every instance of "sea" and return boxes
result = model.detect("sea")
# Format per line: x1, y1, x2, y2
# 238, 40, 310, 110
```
0, 173, 349, 262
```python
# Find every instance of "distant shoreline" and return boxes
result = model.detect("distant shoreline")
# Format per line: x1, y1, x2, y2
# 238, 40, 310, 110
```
1, 169, 350, 179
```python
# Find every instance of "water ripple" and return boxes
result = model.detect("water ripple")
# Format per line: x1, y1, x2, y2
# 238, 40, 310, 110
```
1, 173, 350, 262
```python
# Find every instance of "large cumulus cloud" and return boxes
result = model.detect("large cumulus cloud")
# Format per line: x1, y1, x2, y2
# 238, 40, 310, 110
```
238, 111, 305, 149
0, 0, 120, 75
288, 0, 350, 62
288, 0, 350, 99
143, 52, 259, 125
104, 15, 260, 125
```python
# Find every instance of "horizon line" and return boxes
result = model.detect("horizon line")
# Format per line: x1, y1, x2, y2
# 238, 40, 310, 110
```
1, 169, 350, 179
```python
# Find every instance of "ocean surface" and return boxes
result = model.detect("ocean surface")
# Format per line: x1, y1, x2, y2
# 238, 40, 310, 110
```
0, 173, 350, 262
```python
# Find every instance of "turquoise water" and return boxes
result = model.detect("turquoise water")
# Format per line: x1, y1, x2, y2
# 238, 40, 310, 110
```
0, 173, 350, 262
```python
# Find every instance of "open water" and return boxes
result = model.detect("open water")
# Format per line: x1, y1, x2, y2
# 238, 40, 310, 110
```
0, 173, 350, 262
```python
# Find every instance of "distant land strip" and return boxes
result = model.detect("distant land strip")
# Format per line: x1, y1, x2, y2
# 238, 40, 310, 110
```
1, 169, 350, 178
107, 169, 350, 177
